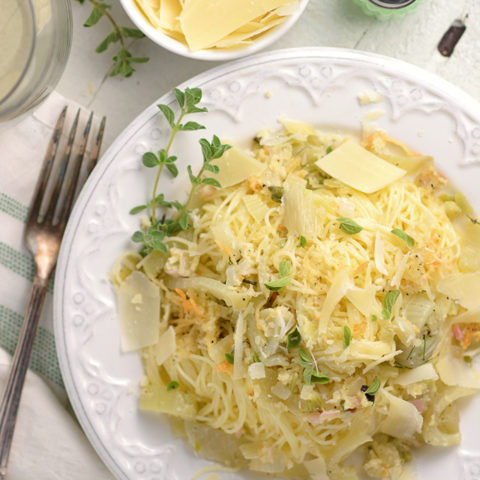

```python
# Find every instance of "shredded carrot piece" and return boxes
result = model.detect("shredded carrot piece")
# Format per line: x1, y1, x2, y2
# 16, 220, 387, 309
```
277, 224, 287, 232
214, 239, 236, 264
175, 288, 190, 313
216, 362, 231, 372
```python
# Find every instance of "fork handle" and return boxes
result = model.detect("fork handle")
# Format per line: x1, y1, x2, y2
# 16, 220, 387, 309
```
0, 276, 48, 477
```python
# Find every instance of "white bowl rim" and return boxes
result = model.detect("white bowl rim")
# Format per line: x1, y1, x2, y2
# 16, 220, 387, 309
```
118, 0, 310, 61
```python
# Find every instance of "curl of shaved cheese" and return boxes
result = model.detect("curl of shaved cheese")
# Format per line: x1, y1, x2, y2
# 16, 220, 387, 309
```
346, 285, 376, 318
374, 231, 387, 275
318, 270, 353, 333
423, 386, 474, 446
211, 147, 266, 188
437, 272, 480, 310
315, 138, 406, 194
436, 348, 480, 388
304, 456, 328, 480
283, 175, 320, 237
329, 418, 372, 463
379, 391, 423, 440
248, 362, 266, 379
210, 224, 238, 253
242, 194, 269, 223
394, 363, 438, 386
390, 252, 411, 288
452, 307, 480, 325
156, 326, 176, 365
117, 271, 160, 352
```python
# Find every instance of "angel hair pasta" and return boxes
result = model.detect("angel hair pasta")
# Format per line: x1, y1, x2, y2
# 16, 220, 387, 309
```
113, 120, 480, 480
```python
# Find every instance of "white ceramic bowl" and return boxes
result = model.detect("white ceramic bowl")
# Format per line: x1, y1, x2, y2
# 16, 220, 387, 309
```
118, 0, 310, 61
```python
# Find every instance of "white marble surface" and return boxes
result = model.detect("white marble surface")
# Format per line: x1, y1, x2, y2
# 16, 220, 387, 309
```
58, 0, 480, 149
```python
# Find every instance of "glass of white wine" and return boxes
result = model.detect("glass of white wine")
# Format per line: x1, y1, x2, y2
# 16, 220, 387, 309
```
0, 0, 72, 123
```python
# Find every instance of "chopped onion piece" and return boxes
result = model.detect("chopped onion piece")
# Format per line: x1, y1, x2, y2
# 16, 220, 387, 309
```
248, 362, 265, 379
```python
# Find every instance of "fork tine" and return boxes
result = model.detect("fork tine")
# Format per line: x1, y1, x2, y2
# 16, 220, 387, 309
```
43, 109, 80, 223
85, 115, 106, 177
26, 107, 67, 226
57, 111, 94, 231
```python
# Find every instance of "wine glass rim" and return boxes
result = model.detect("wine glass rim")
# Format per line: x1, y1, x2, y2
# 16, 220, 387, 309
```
0, 0, 37, 106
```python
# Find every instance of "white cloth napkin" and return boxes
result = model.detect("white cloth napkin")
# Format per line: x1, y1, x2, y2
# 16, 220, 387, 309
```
0, 348, 113, 480
0, 92, 114, 479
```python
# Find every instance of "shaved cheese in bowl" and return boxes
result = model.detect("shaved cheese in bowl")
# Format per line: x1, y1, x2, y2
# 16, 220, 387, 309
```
121, 0, 309, 60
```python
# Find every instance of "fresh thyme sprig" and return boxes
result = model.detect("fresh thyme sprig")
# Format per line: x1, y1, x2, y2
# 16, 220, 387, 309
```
76, 0, 149, 77
130, 87, 231, 255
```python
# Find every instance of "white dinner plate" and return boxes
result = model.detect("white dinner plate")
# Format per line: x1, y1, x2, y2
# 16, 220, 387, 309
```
54, 48, 480, 480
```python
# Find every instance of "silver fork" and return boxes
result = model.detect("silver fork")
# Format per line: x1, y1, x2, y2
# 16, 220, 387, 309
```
0, 107, 106, 478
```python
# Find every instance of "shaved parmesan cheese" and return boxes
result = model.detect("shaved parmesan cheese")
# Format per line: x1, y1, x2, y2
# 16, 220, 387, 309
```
363, 131, 432, 173
318, 270, 352, 333
380, 391, 423, 441
210, 224, 238, 252
452, 307, 480, 325
380, 391, 423, 440
390, 252, 411, 287
374, 231, 387, 275
117, 271, 160, 352
156, 326, 176, 366
346, 285, 376, 318
394, 363, 438, 386
315, 139, 406, 193
138, 249, 166, 282
304, 456, 328, 480
179, 0, 293, 50
437, 272, 480, 310
210, 147, 266, 188
248, 362, 266, 379
283, 175, 319, 237
436, 350, 480, 388
242, 195, 269, 223
329, 419, 372, 463
159, 0, 182, 31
